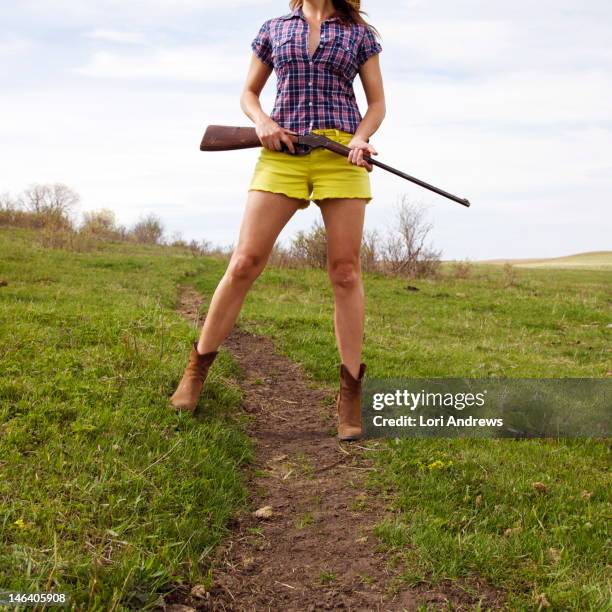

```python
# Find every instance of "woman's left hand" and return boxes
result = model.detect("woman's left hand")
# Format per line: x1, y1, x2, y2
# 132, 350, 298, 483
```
347, 137, 378, 172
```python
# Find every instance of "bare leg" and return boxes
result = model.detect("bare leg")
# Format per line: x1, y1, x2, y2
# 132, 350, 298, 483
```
196, 190, 307, 353
318, 198, 367, 379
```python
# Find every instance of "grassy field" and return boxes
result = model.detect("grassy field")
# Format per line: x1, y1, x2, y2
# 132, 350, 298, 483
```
1, 227, 610, 610
194, 256, 611, 609
0, 228, 252, 609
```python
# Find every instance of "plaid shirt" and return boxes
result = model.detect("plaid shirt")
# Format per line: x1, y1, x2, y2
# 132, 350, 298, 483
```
251, 6, 382, 135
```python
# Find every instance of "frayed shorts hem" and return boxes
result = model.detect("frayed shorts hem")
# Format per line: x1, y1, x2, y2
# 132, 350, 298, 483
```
248, 187, 372, 209
247, 186, 310, 209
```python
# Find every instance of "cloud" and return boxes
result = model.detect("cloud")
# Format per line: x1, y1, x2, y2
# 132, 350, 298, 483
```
383, 70, 612, 126
83, 29, 147, 45
17, 0, 271, 28
0, 35, 33, 58
75, 45, 251, 82
379, 18, 515, 72
376, 9, 612, 76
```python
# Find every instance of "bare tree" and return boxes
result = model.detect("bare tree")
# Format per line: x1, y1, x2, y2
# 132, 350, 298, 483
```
15, 183, 79, 230
20, 185, 47, 214
381, 195, 441, 278
20, 183, 79, 216
46, 184, 80, 215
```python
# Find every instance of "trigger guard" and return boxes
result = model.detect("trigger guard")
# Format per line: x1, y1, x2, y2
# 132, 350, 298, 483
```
280, 142, 312, 156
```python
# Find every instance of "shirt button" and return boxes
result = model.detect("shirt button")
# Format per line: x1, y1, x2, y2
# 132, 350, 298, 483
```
308, 81, 312, 86
309, 61, 313, 65
308, 102, 313, 106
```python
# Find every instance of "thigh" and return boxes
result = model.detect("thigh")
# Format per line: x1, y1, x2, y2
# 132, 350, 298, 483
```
235, 190, 304, 261
318, 198, 366, 263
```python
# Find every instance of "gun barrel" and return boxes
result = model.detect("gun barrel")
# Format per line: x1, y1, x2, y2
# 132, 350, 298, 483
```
323, 138, 471, 207
365, 156, 471, 207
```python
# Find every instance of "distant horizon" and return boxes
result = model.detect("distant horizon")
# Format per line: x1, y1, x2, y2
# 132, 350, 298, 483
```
467, 251, 612, 264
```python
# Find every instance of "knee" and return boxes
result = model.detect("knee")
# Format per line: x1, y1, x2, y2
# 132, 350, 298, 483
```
328, 258, 361, 291
227, 252, 262, 284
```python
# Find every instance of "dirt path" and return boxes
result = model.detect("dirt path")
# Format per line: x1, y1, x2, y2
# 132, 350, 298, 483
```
162, 286, 501, 612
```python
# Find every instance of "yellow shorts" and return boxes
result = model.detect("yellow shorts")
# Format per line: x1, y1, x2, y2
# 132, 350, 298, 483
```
248, 128, 372, 209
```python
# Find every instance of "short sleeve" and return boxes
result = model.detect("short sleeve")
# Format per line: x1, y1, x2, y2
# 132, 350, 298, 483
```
356, 26, 382, 67
251, 20, 274, 68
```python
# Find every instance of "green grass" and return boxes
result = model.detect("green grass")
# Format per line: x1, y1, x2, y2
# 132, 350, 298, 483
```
372, 439, 610, 609
2, 227, 610, 609
0, 228, 253, 609
318, 570, 336, 585
295, 512, 314, 529
193, 255, 611, 610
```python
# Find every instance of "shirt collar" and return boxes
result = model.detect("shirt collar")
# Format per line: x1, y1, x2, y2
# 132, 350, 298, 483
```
281, 6, 342, 22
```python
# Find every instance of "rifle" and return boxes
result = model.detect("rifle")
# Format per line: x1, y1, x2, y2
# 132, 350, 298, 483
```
200, 125, 471, 208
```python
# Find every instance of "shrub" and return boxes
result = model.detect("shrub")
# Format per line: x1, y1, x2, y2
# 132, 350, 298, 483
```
289, 221, 327, 269
130, 214, 164, 244
268, 243, 293, 268
80, 208, 126, 240
503, 262, 518, 287
361, 229, 380, 274
451, 260, 472, 279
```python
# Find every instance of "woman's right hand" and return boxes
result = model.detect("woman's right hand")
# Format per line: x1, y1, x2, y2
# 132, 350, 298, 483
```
255, 116, 297, 153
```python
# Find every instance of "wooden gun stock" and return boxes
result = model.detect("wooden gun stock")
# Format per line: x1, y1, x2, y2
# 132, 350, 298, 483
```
200, 125, 261, 151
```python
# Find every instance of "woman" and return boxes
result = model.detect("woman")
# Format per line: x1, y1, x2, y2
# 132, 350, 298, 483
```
170, 0, 385, 441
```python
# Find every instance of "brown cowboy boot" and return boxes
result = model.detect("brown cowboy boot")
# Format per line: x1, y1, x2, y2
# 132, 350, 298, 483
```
336, 362, 366, 441
169, 341, 218, 412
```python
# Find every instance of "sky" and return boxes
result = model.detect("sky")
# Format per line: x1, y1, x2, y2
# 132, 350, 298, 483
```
1, 0, 611, 259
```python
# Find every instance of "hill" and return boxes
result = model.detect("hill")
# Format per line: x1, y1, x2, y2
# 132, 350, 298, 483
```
478, 251, 612, 270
